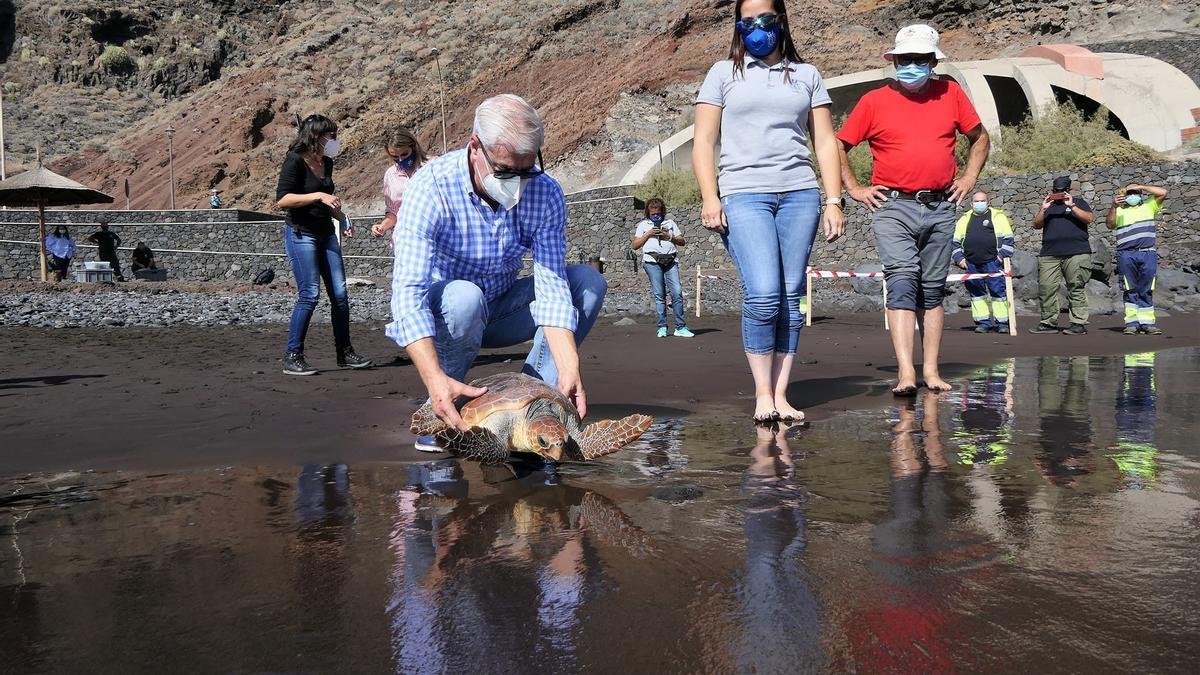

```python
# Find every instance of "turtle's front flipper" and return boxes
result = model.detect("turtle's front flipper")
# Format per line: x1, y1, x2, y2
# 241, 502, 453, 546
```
577, 414, 653, 460
410, 402, 449, 436
435, 426, 511, 464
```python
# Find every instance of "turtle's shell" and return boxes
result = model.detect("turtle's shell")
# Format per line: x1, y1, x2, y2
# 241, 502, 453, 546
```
457, 372, 578, 425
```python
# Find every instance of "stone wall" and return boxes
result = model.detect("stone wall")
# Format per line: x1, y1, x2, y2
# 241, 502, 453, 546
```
3, 163, 1198, 316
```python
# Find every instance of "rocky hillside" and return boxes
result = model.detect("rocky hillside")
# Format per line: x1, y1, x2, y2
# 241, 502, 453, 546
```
2, 0, 1198, 213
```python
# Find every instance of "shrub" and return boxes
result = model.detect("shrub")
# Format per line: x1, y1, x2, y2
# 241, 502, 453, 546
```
992, 102, 1162, 172
19, 47, 34, 62
635, 168, 703, 206
1073, 139, 1165, 167
216, 28, 228, 40
153, 56, 168, 70
99, 45, 131, 69
37, 56, 50, 67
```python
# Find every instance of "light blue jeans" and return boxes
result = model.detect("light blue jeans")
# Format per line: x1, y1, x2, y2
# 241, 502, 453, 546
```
284, 226, 350, 354
721, 189, 820, 355
642, 261, 687, 329
428, 265, 607, 385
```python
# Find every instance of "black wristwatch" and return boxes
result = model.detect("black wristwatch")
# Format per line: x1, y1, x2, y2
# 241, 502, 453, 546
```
824, 197, 845, 209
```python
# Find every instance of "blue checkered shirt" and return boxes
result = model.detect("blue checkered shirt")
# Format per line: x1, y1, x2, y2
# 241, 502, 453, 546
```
386, 148, 577, 347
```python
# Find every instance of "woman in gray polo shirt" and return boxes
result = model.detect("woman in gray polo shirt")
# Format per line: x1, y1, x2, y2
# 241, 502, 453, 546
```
693, 0, 844, 423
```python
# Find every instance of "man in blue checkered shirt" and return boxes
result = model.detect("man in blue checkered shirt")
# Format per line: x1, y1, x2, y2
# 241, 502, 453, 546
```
387, 95, 608, 449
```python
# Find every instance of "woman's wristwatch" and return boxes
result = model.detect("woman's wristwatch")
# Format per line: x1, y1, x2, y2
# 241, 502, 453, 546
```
824, 197, 844, 209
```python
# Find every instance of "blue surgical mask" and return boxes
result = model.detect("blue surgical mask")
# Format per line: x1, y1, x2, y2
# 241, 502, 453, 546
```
896, 63, 932, 91
972, 201, 988, 214
1124, 194, 1143, 206
738, 22, 779, 59
649, 214, 664, 224
396, 155, 415, 170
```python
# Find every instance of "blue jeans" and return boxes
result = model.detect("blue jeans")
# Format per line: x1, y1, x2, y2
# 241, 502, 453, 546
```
284, 226, 350, 354
642, 261, 687, 329
720, 189, 820, 355
428, 265, 607, 386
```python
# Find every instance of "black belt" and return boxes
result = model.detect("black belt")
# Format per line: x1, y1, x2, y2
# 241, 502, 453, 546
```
885, 188, 950, 204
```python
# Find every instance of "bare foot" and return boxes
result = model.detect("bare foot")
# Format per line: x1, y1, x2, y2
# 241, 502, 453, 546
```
754, 396, 777, 423
892, 370, 919, 396
774, 400, 806, 422
923, 372, 953, 392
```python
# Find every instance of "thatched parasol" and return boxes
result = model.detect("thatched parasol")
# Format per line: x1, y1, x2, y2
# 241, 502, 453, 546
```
0, 163, 115, 281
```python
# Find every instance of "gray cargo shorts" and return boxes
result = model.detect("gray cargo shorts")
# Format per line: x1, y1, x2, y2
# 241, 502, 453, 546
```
871, 199, 958, 311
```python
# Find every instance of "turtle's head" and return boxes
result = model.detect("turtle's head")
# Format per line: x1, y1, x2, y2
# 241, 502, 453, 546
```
527, 417, 567, 462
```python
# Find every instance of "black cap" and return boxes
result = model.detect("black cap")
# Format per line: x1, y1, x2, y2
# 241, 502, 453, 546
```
1052, 176, 1071, 191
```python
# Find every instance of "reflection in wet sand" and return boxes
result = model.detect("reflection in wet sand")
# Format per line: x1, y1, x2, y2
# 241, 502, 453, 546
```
2, 350, 1200, 673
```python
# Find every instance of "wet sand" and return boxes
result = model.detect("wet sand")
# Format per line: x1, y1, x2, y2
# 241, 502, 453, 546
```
2, 312, 1197, 476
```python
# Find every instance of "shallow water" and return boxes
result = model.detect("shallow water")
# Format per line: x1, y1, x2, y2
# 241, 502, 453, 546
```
3, 349, 1199, 673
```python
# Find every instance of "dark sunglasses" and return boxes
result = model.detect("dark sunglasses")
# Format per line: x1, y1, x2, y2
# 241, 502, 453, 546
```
480, 143, 545, 180
894, 54, 934, 66
736, 13, 779, 34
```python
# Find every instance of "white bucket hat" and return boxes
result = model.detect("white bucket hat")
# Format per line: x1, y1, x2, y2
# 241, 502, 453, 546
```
885, 24, 946, 60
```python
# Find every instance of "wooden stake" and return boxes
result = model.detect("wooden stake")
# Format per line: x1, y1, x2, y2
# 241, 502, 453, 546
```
1004, 257, 1017, 335
38, 201, 47, 282
695, 264, 701, 318
805, 267, 813, 327
883, 278, 890, 331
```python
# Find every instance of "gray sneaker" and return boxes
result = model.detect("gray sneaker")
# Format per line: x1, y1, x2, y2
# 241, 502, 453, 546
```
414, 435, 443, 453
282, 351, 318, 376
1063, 323, 1087, 335
1028, 323, 1061, 334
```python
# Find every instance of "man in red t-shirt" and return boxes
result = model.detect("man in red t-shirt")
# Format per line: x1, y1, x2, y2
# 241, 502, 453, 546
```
837, 24, 990, 395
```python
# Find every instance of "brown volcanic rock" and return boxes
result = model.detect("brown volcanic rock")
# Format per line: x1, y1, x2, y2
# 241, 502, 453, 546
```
5, 0, 1195, 215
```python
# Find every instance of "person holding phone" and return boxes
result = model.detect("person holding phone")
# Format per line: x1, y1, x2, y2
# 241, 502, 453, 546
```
276, 113, 373, 375
632, 198, 694, 338
1030, 176, 1095, 335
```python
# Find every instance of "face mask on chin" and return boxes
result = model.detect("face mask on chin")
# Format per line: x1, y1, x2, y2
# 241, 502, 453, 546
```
396, 155, 415, 170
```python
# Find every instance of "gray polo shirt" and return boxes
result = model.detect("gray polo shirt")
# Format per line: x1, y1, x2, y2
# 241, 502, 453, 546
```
696, 57, 832, 196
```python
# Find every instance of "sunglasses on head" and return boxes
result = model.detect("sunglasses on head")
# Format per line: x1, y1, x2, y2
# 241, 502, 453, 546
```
479, 143, 545, 180
893, 54, 934, 66
736, 13, 779, 34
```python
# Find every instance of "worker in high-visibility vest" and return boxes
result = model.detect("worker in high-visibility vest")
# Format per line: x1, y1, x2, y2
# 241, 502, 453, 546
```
953, 361, 1014, 465
1110, 352, 1158, 488
951, 191, 1015, 333
1107, 183, 1168, 335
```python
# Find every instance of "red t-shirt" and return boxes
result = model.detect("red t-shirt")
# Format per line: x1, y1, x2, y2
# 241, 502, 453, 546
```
836, 79, 982, 192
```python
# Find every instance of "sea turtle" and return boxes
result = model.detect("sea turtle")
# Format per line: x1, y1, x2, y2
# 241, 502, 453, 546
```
410, 372, 652, 464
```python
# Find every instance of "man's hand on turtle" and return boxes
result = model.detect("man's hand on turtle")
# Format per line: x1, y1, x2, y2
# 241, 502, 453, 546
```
558, 369, 587, 419
429, 375, 487, 432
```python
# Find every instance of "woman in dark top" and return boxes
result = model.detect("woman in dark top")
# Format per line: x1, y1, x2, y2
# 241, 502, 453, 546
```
276, 114, 372, 375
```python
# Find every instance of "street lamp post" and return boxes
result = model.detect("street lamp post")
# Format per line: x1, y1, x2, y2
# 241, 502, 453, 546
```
430, 48, 448, 153
165, 126, 176, 210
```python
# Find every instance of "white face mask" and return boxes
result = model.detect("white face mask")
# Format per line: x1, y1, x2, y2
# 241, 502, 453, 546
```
321, 138, 341, 158
482, 174, 526, 210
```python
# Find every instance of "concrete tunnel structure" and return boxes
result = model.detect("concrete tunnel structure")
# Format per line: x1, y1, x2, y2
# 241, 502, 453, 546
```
620, 45, 1200, 185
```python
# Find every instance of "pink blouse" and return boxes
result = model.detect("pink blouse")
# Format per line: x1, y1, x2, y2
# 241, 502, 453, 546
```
383, 164, 414, 217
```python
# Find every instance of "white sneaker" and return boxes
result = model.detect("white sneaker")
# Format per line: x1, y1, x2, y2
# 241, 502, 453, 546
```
414, 435, 443, 453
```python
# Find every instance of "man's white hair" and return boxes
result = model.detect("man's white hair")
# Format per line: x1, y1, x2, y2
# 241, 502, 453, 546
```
473, 94, 544, 156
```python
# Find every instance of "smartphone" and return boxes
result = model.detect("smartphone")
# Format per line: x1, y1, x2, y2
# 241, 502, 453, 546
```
1047, 192, 1068, 202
